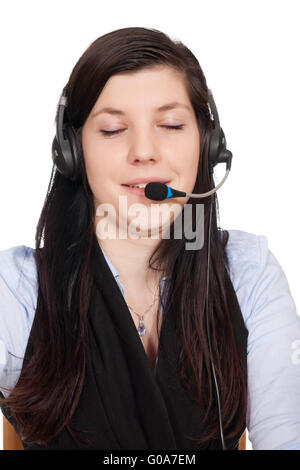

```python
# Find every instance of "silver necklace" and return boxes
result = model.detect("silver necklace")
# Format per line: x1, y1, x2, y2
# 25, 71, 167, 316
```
127, 293, 159, 336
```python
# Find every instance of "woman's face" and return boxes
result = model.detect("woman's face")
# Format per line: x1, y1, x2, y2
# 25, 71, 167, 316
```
81, 65, 200, 239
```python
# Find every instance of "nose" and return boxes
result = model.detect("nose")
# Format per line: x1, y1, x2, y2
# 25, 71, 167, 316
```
127, 126, 161, 165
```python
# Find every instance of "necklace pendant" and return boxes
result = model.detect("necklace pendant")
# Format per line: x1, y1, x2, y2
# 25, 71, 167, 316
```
138, 317, 147, 336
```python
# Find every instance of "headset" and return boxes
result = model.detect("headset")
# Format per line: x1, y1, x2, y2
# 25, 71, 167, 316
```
51, 84, 233, 450
52, 86, 231, 182
52, 85, 80, 182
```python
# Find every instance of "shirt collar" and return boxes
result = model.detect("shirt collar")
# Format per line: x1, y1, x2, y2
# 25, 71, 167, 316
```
101, 246, 120, 280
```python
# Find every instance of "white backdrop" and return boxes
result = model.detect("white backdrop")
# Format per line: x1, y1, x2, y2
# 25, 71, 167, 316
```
0, 0, 299, 451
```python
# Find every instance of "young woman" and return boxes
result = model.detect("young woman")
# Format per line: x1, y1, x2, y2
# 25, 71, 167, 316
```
0, 27, 299, 451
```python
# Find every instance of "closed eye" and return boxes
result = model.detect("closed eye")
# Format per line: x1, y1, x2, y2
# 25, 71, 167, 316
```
100, 125, 185, 136
162, 125, 184, 131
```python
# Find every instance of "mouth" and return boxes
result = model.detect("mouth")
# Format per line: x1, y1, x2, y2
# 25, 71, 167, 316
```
122, 183, 149, 189
121, 181, 170, 198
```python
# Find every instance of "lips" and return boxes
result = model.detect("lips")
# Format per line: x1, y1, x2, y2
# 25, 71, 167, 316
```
121, 180, 171, 198
121, 185, 148, 198
122, 177, 170, 186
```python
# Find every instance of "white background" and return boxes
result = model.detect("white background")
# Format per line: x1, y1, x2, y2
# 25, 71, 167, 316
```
1, 0, 299, 451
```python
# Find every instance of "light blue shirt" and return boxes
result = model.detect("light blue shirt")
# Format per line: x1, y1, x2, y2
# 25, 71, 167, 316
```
0, 229, 300, 450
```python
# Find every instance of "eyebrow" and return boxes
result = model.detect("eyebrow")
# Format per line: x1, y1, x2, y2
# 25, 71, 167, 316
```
91, 102, 191, 119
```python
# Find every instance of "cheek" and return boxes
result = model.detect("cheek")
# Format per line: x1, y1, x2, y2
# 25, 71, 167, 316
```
82, 136, 101, 171
82, 136, 115, 185
176, 141, 200, 193
178, 142, 199, 177
187, 133, 200, 172
81, 129, 121, 205
178, 126, 200, 161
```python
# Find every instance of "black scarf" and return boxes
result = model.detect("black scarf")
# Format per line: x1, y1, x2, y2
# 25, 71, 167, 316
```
1, 234, 248, 450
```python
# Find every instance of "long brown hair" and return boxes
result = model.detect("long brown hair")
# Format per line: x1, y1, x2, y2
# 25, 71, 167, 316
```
0, 26, 247, 446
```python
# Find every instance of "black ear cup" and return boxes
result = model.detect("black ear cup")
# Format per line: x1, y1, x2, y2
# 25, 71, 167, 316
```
51, 122, 81, 182
63, 123, 81, 181
209, 127, 231, 168
51, 86, 81, 183
207, 90, 232, 173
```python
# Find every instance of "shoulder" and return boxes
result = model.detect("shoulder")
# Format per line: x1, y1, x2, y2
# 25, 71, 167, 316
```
0, 245, 37, 396
225, 229, 268, 300
225, 228, 267, 268
224, 229, 296, 327
0, 244, 38, 312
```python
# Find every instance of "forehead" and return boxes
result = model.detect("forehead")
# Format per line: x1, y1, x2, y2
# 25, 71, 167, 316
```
90, 66, 192, 116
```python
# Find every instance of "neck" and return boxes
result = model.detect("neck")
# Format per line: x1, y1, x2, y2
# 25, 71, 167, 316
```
95, 233, 164, 291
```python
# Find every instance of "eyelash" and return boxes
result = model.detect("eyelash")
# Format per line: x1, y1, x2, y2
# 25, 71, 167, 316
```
100, 125, 184, 136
